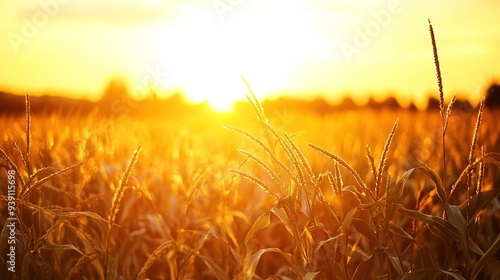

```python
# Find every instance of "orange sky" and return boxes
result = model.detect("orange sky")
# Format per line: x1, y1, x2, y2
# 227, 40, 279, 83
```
1, 0, 499, 110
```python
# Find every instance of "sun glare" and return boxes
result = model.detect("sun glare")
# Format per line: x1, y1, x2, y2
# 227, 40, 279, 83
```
147, 5, 314, 111
208, 98, 235, 112
170, 56, 247, 112
181, 74, 246, 112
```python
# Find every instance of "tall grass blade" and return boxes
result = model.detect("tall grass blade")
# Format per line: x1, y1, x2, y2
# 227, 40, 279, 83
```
450, 152, 500, 198
136, 241, 175, 279
334, 162, 343, 196
20, 162, 83, 199
307, 142, 372, 200
238, 149, 281, 187
377, 120, 398, 191
366, 145, 378, 196
225, 126, 292, 176
0, 148, 25, 187
468, 99, 485, 186
25, 92, 32, 177
241, 75, 265, 120
443, 95, 456, 133
280, 134, 307, 188
284, 132, 315, 183
12, 141, 28, 175
230, 169, 279, 199
467, 98, 485, 232
477, 146, 486, 195
108, 146, 142, 227
428, 19, 444, 118
65, 253, 99, 280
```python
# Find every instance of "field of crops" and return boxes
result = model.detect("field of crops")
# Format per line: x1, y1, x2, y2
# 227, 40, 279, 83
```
0, 87, 499, 279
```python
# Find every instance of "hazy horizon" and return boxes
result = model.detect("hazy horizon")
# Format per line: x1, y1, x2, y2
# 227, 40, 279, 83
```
2, 1, 500, 110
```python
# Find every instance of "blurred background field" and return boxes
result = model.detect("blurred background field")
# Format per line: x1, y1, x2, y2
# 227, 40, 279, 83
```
1, 95, 499, 278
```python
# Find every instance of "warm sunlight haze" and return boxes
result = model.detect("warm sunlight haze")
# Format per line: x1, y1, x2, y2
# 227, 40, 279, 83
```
1, 1, 499, 106
1, 1, 500, 279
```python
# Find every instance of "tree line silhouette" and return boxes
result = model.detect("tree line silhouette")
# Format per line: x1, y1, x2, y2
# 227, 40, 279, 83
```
1, 79, 500, 116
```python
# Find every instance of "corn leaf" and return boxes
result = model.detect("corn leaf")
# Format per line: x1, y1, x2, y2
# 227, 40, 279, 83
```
271, 206, 294, 236
397, 206, 459, 241
304, 271, 320, 280
342, 207, 357, 232
388, 168, 415, 220
471, 233, 500, 279
417, 246, 436, 269
402, 269, 436, 280
352, 252, 377, 280
244, 248, 305, 279
245, 211, 271, 243
417, 166, 445, 203
388, 224, 414, 240
459, 189, 500, 223
387, 253, 405, 277
444, 204, 469, 258
352, 218, 379, 246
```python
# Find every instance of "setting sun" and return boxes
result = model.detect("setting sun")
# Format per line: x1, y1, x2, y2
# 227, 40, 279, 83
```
151, 6, 308, 110
180, 73, 243, 112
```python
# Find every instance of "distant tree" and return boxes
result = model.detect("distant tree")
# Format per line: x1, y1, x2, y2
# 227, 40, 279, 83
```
452, 98, 474, 112
407, 101, 418, 111
339, 96, 357, 110
0, 92, 24, 115
380, 96, 400, 110
163, 92, 186, 114
426, 96, 440, 111
99, 77, 132, 115
165, 92, 184, 105
310, 98, 331, 115
366, 97, 381, 109
101, 77, 129, 103
485, 83, 500, 108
